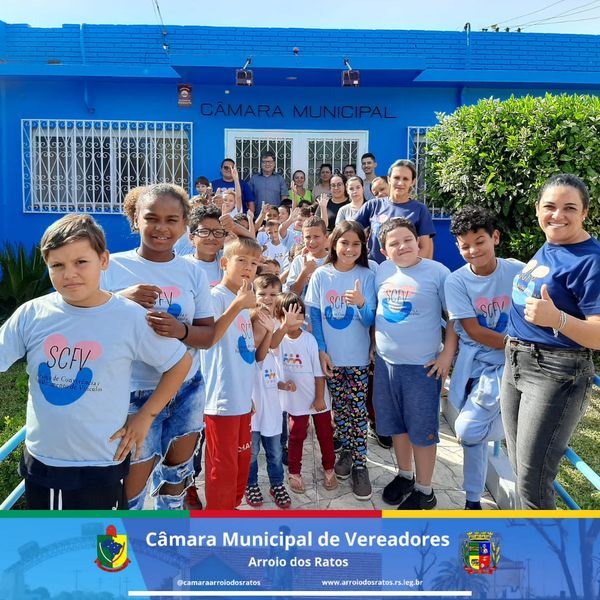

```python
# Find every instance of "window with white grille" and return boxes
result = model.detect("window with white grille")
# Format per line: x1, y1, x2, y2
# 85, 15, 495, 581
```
225, 130, 369, 189
22, 119, 193, 213
407, 126, 431, 205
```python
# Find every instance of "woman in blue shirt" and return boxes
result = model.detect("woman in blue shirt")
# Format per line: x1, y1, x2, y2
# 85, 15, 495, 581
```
501, 173, 600, 509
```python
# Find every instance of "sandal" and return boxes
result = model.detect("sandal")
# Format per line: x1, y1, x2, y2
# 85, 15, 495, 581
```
288, 473, 305, 493
323, 469, 338, 491
270, 484, 292, 509
245, 484, 264, 507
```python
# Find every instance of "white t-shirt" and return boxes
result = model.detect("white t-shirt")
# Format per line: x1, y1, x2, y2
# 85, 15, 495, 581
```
281, 227, 304, 251
305, 263, 376, 367
182, 252, 224, 289
202, 284, 256, 415
102, 249, 213, 389
0, 293, 186, 467
375, 258, 450, 365
263, 240, 290, 270
285, 254, 327, 297
277, 331, 330, 416
251, 350, 283, 436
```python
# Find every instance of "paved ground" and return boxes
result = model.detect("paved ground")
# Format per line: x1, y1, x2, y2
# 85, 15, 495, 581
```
168, 403, 499, 512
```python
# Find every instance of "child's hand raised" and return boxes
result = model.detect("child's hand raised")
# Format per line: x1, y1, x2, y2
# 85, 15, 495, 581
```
110, 412, 154, 462
282, 303, 304, 330
235, 279, 256, 310
301, 249, 318, 278
256, 306, 276, 332
146, 310, 186, 339
119, 284, 162, 309
344, 278, 365, 308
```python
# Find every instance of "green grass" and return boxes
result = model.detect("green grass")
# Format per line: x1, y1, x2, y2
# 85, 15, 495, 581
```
556, 383, 600, 510
0, 361, 27, 506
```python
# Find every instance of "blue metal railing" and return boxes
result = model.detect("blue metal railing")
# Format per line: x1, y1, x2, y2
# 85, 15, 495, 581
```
0, 425, 25, 510
2, 377, 600, 510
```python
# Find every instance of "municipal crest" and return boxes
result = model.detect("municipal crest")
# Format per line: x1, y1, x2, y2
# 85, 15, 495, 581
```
462, 531, 500, 574
95, 525, 131, 572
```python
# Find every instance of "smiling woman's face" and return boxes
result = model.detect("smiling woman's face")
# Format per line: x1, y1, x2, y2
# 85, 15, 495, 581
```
536, 185, 588, 245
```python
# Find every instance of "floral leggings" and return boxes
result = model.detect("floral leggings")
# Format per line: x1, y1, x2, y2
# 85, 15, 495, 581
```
327, 366, 370, 467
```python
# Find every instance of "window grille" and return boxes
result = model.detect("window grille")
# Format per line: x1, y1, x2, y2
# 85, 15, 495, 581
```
407, 126, 431, 205
307, 137, 358, 189
225, 130, 368, 190
22, 119, 193, 213
233, 136, 293, 183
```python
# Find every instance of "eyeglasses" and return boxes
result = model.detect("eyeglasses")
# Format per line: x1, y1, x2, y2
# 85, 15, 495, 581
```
262, 159, 275, 164
192, 228, 227, 238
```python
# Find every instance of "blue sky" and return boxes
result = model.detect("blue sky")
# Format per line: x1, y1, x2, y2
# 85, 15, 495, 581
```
2, 0, 600, 34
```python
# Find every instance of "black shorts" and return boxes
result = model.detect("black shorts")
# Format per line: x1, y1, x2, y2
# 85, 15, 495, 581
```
20, 447, 130, 510
24, 478, 128, 510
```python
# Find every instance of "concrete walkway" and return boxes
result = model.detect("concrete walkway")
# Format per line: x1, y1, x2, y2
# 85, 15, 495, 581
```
179, 400, 499, 512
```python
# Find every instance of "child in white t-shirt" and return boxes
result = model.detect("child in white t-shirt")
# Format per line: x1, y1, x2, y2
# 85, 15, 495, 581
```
244, 274, 295, 509
0, 214, 190, 510
274, 293, 337, 493
201, 236, 263, 510
374, 218, 457, 511
103, 184, 215, 511
263, 220, 290, 271
184, 205, 226, 288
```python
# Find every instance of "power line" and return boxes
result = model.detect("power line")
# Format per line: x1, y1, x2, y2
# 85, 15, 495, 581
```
523, 12, 600, 26
150, 0, 169, 53
491, 0, 571, 26
514, 0, 600, 27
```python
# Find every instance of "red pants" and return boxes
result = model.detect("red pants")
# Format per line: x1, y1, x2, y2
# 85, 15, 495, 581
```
288, 411, 335, 475
204, 413, 252, 510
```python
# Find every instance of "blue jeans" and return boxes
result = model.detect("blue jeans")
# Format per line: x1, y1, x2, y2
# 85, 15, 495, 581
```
500, 339, 594, 509
247, 432, 284, 487
128, 371, 205, 509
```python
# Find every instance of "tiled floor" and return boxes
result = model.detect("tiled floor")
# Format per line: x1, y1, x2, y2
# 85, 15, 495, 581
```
155, 409, 498, 511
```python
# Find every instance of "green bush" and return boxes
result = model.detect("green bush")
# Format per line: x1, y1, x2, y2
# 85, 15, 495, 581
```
424, 93, 600, 261
0, 362, 27, 507
0, 242, 52, 322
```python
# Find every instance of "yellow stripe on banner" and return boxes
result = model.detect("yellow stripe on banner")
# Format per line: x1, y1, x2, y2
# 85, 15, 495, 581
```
381, 510, 600, 519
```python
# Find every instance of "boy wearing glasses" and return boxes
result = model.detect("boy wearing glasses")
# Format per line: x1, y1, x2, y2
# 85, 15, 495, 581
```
248, 151, 288, 213
184, 205, 227, 289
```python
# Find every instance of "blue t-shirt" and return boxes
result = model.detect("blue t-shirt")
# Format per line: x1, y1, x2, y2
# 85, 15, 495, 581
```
354, 198, 436, 263
0, 293, 186, 467
211, 178, 255, 212
305, 264, 376, 367
508, 237, 600, 348
375, 258, 449, 365
248, 173, 288, 211
201, 284, 256, 415
446, 258, 524, 358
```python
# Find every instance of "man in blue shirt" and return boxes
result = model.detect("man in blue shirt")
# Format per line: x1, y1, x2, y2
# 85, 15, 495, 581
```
211, 158, 256, 212
248, 151, 288, 213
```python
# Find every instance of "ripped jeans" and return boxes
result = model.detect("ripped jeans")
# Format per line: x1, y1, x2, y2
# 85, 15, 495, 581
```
128, 371, 205, 509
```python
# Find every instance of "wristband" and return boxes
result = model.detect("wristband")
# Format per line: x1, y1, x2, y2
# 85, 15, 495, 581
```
178, 322, 189, 342
552, 311, 567, 337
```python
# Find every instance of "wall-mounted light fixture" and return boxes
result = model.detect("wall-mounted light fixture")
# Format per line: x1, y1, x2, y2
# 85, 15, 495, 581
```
342, 58, 360, 87
236, 57, 253, 86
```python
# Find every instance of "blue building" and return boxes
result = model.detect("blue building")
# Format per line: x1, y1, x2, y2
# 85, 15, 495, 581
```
1, 21, 599, 265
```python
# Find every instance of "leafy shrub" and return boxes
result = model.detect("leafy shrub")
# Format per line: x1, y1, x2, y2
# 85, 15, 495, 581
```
0, 363, 27, 508
0, 242, 52, 322
424, 93, 600, 261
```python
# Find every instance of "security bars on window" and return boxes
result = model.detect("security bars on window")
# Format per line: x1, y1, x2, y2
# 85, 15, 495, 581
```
22, 119, 193, 213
